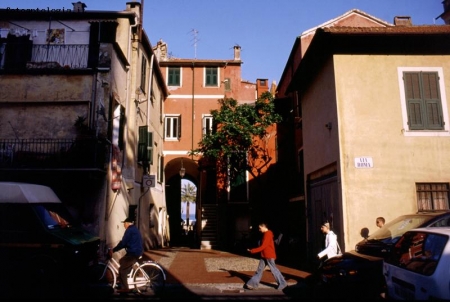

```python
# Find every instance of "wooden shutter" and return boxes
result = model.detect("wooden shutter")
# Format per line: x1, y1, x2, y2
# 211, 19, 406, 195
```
404, 72, 425, 130
178, 115, 182, 138
138, 126, 153, 165
422, 72, 443, 130
404, 71, 443, 130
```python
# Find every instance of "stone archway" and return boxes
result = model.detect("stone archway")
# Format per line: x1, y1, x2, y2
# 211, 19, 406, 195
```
164, 157, 199, 248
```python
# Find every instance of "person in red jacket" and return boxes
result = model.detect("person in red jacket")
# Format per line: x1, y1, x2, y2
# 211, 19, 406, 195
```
244, 222, 288, 291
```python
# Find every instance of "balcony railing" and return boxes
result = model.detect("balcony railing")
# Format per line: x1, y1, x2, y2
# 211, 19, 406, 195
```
0, 138, 109, 171
0, 44, 93, 71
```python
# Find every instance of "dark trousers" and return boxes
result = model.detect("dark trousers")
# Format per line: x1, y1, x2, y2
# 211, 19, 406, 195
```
118, 254, 139, 289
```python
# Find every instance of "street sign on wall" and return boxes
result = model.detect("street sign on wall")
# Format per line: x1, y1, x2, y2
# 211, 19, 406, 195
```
143, 175, 156, 187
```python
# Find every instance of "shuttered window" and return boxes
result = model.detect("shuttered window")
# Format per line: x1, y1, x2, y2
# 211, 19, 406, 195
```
403, 72, 444, 130
168, 67, 180, 86
205, 67, 218, 86
138, 126, 153, 165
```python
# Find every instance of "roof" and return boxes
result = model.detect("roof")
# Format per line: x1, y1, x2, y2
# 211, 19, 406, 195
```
287, 25, 450, 93
158, 58, 241, 67
0, 182, 61, 203
0, 8, 137, 23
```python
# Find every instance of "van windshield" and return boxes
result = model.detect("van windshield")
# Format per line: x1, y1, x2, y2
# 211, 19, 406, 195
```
368, 215, 432, 242
34, 204, 73, 229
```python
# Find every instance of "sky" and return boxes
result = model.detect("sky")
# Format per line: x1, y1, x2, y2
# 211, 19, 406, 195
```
1, 1, 445, 86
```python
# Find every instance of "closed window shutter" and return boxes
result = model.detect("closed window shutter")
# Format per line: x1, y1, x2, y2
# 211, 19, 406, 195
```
423, 72, 443, 130
178, 115, 182, 138
404, 72, 425, 130
138, 126, 153, 165
404, 71, 443, 130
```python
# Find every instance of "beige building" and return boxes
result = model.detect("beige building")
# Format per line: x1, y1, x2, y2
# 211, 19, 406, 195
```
286, 22, 450, 259
0, 2, 169, 252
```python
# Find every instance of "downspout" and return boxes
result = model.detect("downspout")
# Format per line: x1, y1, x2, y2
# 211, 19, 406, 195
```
191, 61, 195, 159
147, 54, 154, 126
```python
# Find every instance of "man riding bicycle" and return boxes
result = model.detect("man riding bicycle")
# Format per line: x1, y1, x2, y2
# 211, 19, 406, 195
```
110, 217, 144, 293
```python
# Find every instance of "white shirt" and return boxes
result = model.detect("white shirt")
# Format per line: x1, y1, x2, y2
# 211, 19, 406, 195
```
318, 230, 338, 259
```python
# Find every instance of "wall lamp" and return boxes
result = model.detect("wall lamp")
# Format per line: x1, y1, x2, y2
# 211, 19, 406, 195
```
179, 158, 186, 178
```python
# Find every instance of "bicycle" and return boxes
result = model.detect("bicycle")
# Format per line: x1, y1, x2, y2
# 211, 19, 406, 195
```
94, 248, 166, 296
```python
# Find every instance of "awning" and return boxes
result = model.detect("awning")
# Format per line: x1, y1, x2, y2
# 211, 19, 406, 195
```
0, 182, 61, 203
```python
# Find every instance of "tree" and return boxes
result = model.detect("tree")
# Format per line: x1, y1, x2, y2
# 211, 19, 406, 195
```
189, 91, 282, 186
181, 181, 196, 227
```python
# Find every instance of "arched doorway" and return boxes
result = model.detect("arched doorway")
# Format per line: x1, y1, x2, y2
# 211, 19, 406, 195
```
164, 157, 199, 248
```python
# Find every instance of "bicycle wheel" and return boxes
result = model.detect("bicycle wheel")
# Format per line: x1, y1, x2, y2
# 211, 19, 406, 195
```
92, 263, 117, 289
132, 263, 165, 296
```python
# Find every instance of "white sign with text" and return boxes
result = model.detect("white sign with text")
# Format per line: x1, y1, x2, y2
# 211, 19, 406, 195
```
354, 157, 373, 169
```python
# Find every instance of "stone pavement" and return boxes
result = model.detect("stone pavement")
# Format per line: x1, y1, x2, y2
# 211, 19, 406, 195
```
141, 247, 314, 300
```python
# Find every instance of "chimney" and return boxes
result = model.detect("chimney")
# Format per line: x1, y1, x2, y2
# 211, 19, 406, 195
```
72, 2, 86, 12
394, 16, 412, 26
234, 45, 241, 61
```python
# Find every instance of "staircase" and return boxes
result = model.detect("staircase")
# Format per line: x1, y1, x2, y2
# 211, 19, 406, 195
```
200, 204, 218, 249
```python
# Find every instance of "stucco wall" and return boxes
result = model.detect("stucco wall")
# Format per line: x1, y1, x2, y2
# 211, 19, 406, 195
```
334, 54, 450, 249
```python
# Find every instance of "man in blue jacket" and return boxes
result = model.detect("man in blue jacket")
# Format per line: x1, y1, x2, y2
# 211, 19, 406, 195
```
111, 217, 144, 293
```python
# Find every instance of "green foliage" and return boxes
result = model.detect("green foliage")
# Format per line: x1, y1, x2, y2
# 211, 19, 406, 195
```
189, 91, 282, 183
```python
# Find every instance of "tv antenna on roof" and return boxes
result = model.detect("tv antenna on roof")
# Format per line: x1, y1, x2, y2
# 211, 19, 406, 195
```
189, 29, 200, 59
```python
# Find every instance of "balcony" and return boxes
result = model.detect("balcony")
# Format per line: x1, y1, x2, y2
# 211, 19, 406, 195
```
0, 138, 109, 171
0, 43, 106, 71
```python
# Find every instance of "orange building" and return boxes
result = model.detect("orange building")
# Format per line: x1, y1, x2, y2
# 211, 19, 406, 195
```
154, 40, 273, 249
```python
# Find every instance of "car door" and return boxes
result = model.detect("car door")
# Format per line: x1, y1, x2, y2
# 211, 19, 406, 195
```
384, 230, 450, 300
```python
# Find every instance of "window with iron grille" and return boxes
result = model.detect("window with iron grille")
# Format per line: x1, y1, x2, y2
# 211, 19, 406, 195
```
164, 115, 181, 140
205, 67, 218, 87
138, 126, 153, 165
416, 183, 450, 210
168, 67, 181, 86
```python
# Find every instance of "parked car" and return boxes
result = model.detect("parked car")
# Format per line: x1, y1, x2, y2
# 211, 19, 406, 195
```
383, 227, 450, 300
0, 182, 101, 297
317, 211, 450, 298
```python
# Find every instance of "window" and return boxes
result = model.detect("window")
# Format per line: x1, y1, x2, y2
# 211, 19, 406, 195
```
398, 68, 449, 136
387, 231, 447, 276
138, 126, 153, 166
416, 183, 450, 210
140, 56, 147, 92
168, 67, 181, 86
205, 67, 218, 87
164, 115, 181, 139
202, 115, 213, 136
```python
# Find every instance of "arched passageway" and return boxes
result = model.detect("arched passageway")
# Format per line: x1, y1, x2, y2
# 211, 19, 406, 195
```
164, 157, 199, 248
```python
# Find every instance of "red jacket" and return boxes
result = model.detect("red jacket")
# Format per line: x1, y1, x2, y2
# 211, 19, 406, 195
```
249, 230, 276, 259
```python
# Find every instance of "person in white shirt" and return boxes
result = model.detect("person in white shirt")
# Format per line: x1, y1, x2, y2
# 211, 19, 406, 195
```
317, 222, 339, 260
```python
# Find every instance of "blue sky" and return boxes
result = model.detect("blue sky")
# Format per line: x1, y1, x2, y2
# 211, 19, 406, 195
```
2, 1, 445, 86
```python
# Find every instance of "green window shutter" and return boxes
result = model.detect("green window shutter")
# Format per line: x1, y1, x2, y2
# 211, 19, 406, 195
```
205, 67, 218, 86
168, 67, 180, 86
404, 72, 425, 130
178, 115, 182, 138
422, 72, 443, 130
403, 71, 444, 130
138, 126, 153, 165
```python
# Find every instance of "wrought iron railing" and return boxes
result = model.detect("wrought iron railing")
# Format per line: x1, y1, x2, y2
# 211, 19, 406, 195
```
31, 44, 90, 69
0, 44, 91, 70
0, 138, 109, 170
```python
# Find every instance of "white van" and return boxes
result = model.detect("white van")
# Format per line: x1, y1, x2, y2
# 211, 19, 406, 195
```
383, 227, 450, 300
0, 182, 100, 297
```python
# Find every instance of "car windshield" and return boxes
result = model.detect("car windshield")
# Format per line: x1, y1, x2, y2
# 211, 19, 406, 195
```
34, 204, 73, 229
367, 215, 434, 242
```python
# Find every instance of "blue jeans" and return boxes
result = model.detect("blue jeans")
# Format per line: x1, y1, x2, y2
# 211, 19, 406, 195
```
246, 258, 287, 289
